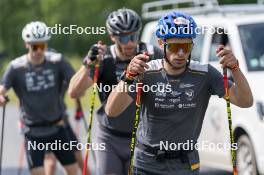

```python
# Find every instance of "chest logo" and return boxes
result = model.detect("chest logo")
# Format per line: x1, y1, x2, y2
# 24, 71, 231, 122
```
179, 83, 194, 88
184, 89, 195, 101
25, 69, 55, 92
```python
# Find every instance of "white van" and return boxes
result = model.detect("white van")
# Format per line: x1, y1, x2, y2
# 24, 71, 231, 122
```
141, 0, 264, 174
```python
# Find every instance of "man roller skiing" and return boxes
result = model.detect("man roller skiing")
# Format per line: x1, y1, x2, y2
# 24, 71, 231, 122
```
68, 8, 163, 175
0, 21, 79, 175
105, 11, 253, 174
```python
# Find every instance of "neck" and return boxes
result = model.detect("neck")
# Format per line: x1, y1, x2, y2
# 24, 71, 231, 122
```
27, 53, 45, 66
163, 59, 186, 76
114, 45, 135, 61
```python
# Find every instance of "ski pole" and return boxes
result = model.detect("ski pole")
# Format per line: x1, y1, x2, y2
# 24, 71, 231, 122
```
82, 63, 99, 175
223, 67, 238, 175
0, 96, 9, 175
129, 47, 148, 175
128, 74, 143, 175
217, 45, 238, 175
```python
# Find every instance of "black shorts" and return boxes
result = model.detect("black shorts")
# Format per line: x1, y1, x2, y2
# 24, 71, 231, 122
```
45, 122, 79, 153
65, 121, 79, 146
25, 126, 76, 169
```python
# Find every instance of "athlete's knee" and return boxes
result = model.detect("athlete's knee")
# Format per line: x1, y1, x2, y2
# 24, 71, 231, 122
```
74, 150, 83, 169
44, 153, 57, 174
63, 163, 78, 175
30, 167, 45, 175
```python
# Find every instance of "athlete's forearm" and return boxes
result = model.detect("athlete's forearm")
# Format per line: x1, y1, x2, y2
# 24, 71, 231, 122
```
0, 85, 7, 96
105, 81, 133, 117
0, 85, 8, 106
68, 66, 93, 99
230, 69, 253, 108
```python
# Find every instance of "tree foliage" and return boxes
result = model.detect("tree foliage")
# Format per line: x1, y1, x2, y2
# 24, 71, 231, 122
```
0, 0, 258, 60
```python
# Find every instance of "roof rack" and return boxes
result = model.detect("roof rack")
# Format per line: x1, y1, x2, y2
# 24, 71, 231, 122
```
142, 0, 264, 20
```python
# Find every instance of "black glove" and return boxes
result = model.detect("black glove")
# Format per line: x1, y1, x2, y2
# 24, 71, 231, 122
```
83, 44, 99, 67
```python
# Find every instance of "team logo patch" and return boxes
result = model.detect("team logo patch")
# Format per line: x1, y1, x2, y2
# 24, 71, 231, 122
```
184, 89, 194, 101
170, 91, 182, 97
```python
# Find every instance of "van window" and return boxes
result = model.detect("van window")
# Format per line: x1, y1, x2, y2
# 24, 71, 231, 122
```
209, 28, 229, 62
239, 23, 264, 71
149, 31, 159, 47
192, 34, 204, 61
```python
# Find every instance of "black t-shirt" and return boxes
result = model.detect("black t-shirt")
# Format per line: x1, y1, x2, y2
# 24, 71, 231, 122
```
90, 43, 164, 133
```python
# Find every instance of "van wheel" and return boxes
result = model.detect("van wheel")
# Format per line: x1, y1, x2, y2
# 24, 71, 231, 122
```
237, 135, 258, 175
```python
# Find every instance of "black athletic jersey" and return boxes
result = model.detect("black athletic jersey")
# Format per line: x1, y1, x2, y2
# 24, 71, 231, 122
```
90, 43, 164, 133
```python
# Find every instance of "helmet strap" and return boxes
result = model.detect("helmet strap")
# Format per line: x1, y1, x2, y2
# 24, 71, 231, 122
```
163, 39, 174, 68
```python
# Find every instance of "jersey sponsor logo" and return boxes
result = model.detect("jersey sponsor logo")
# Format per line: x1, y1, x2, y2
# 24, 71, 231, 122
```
155, 98, 165, 102
178, 103, 196, 109
154, 103, 174, 109
160, 104, 174, 109
155, 103, 160, 108
170, 91, 182, 97
155, 91, 166, 97
25, 69, 55, 92
156, 82, 165, 86
179, 83, 194, 88
169, 97, 181, 103
184, 89, 195, 101
168, 79, 180, 84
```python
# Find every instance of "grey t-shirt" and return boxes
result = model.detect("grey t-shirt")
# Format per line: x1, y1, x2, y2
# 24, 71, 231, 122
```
92, 43, 164, 133
1, 51, 75, 126
132, 59, 232, 172
136, 59, 233, 145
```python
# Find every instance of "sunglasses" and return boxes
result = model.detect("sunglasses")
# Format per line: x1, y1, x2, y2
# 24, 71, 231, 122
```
31, 43, 47, 51
164, 42, 193, 54
116, 33, 139, 44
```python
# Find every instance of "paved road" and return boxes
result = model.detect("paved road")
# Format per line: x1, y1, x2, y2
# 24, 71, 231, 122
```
0, 105, 232, 175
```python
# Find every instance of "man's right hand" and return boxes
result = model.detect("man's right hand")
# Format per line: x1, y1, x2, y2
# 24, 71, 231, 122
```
127, 54, 150, 75
83, 40, 106, 67
0, 95, 8, 107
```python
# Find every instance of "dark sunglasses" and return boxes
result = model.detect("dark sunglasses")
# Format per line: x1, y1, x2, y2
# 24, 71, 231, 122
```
116, 33, 139, 44
31, 43, 47, 51
165, 42, 193, 54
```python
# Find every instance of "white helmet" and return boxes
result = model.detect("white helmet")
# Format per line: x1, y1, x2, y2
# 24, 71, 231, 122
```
22, 21, 51, 43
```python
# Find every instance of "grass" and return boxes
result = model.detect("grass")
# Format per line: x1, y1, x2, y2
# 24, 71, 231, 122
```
2, 56, 101, 110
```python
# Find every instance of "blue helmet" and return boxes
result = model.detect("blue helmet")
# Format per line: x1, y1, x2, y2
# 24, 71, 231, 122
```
156, 11, 197, 39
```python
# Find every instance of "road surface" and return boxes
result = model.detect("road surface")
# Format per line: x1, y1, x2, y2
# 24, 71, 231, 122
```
0, 105, 232, 174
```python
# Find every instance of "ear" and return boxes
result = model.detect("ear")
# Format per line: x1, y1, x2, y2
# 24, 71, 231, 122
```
157, 39, 164, 50
25, 43, 30, 49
